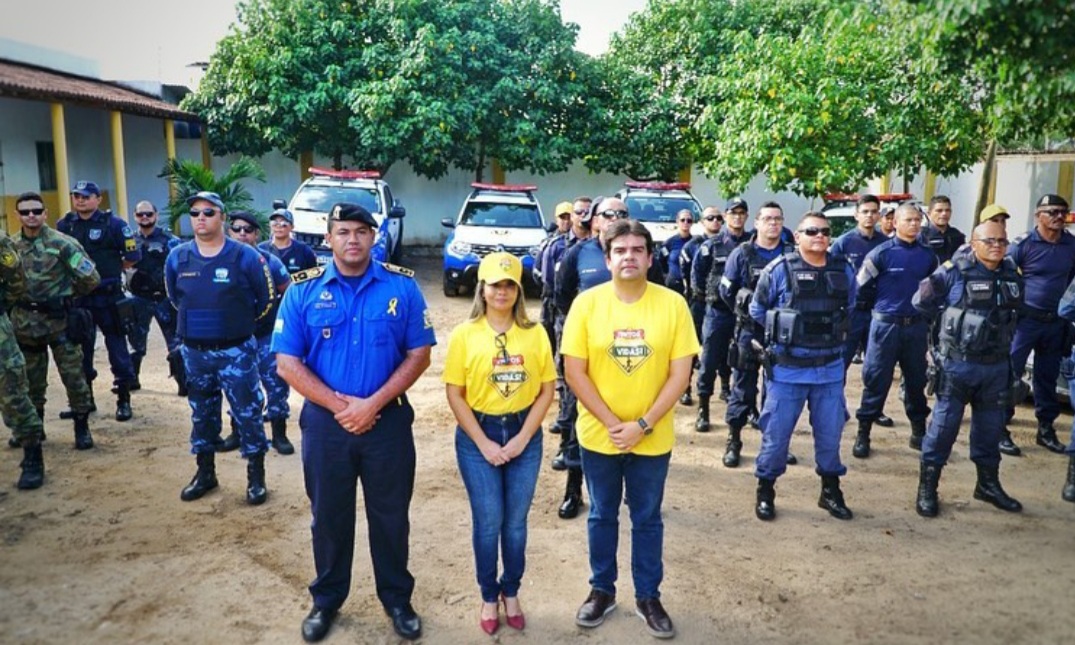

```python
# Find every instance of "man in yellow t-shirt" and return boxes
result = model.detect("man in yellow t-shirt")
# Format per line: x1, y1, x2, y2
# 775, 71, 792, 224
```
562, 219, 699, 640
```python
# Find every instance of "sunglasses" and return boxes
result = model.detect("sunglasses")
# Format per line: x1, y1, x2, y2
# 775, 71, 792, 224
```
135, 211, 156, 218
678, 218, 693, 224
973, 237, 1010, 247
189, 208, 220, 218
230, 225, 257, 234
798, 226, 831, 237
703, 215, 723, 222
494, 332, 510, 364
573, 208, 588, 215
1039, 209, 1067, 218
599, 209, 629, 219
17, 208, 45, 216
270, 219, 291, 227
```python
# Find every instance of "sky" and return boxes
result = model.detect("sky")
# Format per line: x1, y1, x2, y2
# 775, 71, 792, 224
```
0, 0, 649, 86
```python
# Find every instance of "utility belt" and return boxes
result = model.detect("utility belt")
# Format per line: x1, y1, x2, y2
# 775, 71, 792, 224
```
872, 312, 923, 326
91, 280, 124, 297
131, 289, 168, 302
1021, 307, 1058, 323
183, 336, 252, 351
771, 352, 842, 368
16, 297, 71, 318
940, 347, 1008, 365
854, 301, 873, 312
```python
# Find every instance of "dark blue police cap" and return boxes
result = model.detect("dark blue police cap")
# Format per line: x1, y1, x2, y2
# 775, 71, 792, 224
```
186, 191, 226, 212
229, 210, 259, 229
71, 180, 101, 197
330, 202, 377, 228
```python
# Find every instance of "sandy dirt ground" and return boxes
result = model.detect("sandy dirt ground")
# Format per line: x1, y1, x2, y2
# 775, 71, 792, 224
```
2, 255, 1074, 645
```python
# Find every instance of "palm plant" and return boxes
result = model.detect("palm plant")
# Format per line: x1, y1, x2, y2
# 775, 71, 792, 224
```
158, 157, 269, 238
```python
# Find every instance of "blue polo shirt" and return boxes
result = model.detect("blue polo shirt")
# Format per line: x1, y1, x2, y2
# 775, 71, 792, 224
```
858, 237, 938, 317
830, 228, 887, 270
1007, 228, 1075, 313
271, 260, 436, 397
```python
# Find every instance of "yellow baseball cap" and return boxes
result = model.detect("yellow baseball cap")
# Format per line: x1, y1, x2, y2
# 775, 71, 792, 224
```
978, 204, 1010, 223
478, 252, 523, 288
555, 201, 573, 218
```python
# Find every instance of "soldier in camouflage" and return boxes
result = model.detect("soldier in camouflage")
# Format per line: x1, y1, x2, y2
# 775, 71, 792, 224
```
0, 214, 47, 489
10, 192, 101, 452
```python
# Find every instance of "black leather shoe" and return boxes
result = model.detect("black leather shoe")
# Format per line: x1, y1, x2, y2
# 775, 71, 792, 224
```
549, 423, 563, 435
301, 606, 337, 642
636, 597, 675, 639
219, 431, 241, 453
8, 436, 19, 449
679, 391, 693, 406
749, 410, 761, 429
718, 388, 730, 402
875, 414, 894, 428
576, 589, 617, 628
551, 450, 567, 471
1036, 424, 1066, 454
387, 604, 422, 640
786, 452, 798, 466
558, 492, 582, 519
852, 432, 871, 459
998, 435, 1022, 457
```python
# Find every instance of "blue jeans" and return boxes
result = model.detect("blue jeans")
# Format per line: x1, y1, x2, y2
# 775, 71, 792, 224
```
581, 448, 671, 600
455, 411, 543, 603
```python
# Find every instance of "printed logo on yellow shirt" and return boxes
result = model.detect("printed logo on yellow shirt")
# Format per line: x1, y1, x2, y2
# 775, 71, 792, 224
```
607, 328, 652, 375
489, 354, 529, 399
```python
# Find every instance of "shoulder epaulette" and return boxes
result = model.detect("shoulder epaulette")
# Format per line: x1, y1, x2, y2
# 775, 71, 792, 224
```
381, 262, 415, 278
292, 266, 325, 283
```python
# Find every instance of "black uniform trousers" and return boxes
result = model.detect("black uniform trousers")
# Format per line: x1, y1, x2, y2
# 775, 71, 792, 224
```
301, 399, 416, 612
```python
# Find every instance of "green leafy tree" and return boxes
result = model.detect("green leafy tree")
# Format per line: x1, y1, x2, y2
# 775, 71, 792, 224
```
158, 158, 267, 237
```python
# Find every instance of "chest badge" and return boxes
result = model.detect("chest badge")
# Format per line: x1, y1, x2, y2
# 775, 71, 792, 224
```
387, 297, 398, 316
213, 268, 230, 283
322, 328, 332, 339
319, 290, 333, 301
89, 229, 102, 241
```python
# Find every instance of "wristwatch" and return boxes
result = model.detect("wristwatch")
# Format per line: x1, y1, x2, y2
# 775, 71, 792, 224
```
637, 417, 652, 435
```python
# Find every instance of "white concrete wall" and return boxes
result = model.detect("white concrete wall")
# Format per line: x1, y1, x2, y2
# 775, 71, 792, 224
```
0, 96, 56, 194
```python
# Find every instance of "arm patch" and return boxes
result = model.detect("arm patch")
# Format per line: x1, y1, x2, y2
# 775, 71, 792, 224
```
381, 262, 415, 278
292, 266, 325, 284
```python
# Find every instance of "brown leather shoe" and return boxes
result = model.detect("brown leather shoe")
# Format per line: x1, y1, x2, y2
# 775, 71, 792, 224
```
576, 589, 616, 628
636, 597, 675, 639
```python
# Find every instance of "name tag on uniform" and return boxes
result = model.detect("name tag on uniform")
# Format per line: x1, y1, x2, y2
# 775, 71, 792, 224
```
969, 283, 990, 292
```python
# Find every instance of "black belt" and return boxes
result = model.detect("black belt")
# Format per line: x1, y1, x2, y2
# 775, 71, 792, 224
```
941, 349, 1008, 365
872, 312, 923, 326
854, 301, 872, 312
474, 406, 531, 426
184, 336, 252, 351
1021, 308, 1058, 323
772, 352, 842, 368
384, 394, 408, 408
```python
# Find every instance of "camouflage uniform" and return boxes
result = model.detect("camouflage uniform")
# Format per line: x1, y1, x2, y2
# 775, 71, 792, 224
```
11, 225, 100, 416
0, 233, 43, 445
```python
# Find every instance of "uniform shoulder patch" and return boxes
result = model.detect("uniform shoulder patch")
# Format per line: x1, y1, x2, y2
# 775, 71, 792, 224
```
381, 262, 415, 278
942, 260, 954, 269
292, 266, 325, 284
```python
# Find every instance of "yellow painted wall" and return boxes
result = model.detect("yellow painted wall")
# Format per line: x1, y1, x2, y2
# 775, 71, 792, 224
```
2, 191, 111, 234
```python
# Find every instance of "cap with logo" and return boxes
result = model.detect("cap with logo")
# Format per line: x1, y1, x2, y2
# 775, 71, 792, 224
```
977, 204, 1010, 223
725, 197, 748, 212
71, 180, 101, 197
270, 208, 294, 224
555, 201, 573, 218
1036, 194, 1070, 211
329, 202, 378, 229
477, 252, 523, 288
186, 191, 227, 212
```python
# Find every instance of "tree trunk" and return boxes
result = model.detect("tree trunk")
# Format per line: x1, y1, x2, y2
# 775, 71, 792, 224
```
974, 139, 997, 221
474, 143, 485, 183
333, 151, 343, 170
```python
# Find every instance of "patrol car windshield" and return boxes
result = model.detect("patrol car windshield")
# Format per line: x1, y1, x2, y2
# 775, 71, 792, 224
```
460, 203, 543, 228
624, 196, 702, 223
292, 185, 382, 215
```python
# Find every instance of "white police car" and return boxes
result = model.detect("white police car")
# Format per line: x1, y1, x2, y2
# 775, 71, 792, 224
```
284, 167, 406, 265
820, 192, 915, 238
613, 181, 704, 243
441, 183, 547, 297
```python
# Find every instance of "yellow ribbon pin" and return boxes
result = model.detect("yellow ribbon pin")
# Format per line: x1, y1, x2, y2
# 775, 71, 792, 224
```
387, 297, 398, 316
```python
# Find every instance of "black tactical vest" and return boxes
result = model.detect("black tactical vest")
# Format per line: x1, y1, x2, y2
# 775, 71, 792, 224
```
766, 253, 851, 350
938, 256, 1021, 360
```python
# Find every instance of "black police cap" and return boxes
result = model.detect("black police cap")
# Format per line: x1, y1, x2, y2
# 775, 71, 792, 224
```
330, 202, 378, 228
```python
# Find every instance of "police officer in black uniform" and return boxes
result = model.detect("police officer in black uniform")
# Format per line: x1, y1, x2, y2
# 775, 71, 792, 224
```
57, 180, 141, 421
911, 220, 1023, 517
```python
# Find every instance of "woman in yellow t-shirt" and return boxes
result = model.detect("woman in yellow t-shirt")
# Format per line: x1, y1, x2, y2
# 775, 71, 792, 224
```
443, 252, 555, 636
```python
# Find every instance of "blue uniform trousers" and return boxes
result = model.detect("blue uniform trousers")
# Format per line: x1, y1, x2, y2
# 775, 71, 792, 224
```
553, 314, 581, 466
923, 359, 1007, 467
841, 308, 872, 370
256, 334, 290, 420
698, 306, 735, 397
1008, 317, 1066, 424
857, 319, 930, 423
79, 297, 135, 386
128, 295, 179, 359
755, 379, 847, 480
1064, 352, 1075, 455
301, 400, 416, 611
182, 338, 267, 457
725, 331, 761, 429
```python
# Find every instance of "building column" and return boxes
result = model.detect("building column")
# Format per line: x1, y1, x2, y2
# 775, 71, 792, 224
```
201, 131, 212, 170
110, 111, 128, 218
491, 158, 505, 185
164, 119, 177, 202
678, 165, 692, 184
1058, 160, 1074, 206
50, 103, 71, 215
924, 170, 936, 202
879, 171, 891, 195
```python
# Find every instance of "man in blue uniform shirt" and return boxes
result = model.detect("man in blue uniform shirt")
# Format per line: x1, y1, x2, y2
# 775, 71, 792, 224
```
127, 200, 182, 394
830, 195, 894, 427
165, 191, 275, 506
919, 195, 966, 264
853, 204, 938, 458
1005, 194, 1075, 456
719, 201, 791, 468
58, 180, 141, 421
225, 211, 294, 455
691, 199, 745, 433
658, 209, 696, 297
912, 221, 1023, 517
676, 206, 721, 407
274, 202, 434, 643
259, 207, 318, 274
749, 212, 856, 521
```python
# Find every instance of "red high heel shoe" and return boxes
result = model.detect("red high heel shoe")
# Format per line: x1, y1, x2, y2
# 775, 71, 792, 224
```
480, 602, 500, 635
502, 595, 526, 630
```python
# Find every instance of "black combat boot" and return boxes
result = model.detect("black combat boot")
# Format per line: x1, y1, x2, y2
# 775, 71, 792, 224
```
558, 467, 583, 519
130, 355, 142, 391
73, 413, 93, 450
1062, 456, 1075, 503
1036, 422, 1066, 454
909, 419, 926, 451
998, 428, 1022, 456
818, 475, 853, 520
852, 420, 872, 459
755, 477, 776, 521
679, 384, 693, 407
695, 397, 711, 433
115, 382, 133, 422
973, 463, 1022, 512
60, 391, 95, 420
916, 463, 943, 517
168, 350, 189, 397
270, 418, 294, 455
718, 377, 730, 402
722, 424, 743, 468
17, 439, 45, 490
180, 452, 219, 501
220, 416, 241, 452
246, 452, 268, 505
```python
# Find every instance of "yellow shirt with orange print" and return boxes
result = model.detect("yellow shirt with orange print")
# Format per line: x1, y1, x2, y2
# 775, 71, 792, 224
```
560, 282, 700, 456
443, 318, 556, 415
